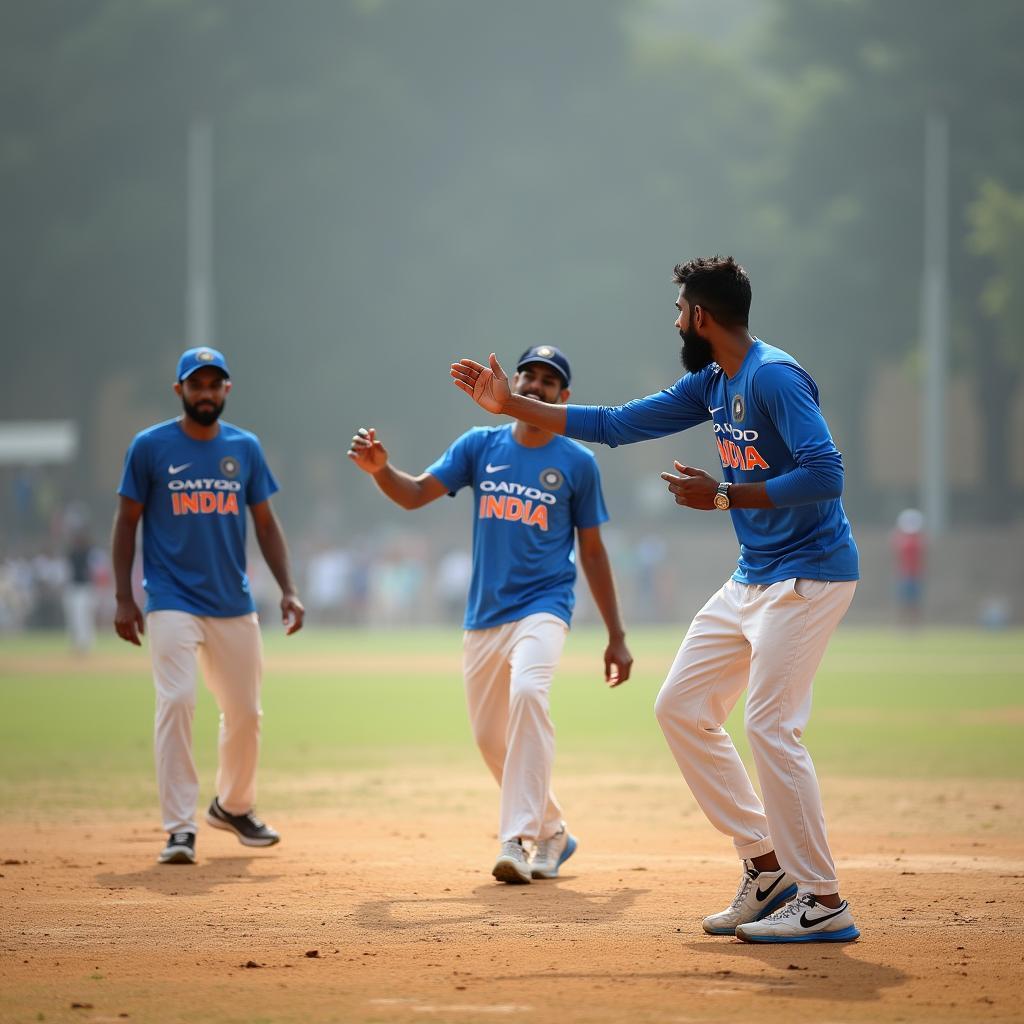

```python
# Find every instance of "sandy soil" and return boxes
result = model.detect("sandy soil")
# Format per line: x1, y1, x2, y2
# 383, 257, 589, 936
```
3, 771, 1023, 1024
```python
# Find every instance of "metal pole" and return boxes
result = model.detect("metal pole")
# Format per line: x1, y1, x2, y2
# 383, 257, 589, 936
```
920, 110, 949, 535
186, 118, 214, 348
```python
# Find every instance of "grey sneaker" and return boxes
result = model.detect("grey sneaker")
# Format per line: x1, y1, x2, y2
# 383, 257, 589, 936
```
736, 893, 860, 943
701, 861, 797, 935
530, 823, 577, 879
492, 838, 531, 884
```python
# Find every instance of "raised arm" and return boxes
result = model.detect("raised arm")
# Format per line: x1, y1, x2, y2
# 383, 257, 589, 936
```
250, 499, 305, 635
576, 525, 633, 687
451, 355, 567, 434
347, 427, 449, 509
452, 353, 710, 446
111, 495, 145, 645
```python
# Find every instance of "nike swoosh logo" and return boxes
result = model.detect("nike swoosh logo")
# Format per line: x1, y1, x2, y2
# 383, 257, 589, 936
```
485, 463, 511, 473
800, 905, 847, 929
755, 874, 785, 902
709, 406, 724, 415
168, 463, 192, 474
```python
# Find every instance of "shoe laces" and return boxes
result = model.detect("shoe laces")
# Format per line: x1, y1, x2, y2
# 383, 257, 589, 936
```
243, 812, 266, 829
533, 826, 564, 863
170, 832, 192, 846
729, 862, 759, 908
765, 892, 816, 921
500, 839, 525, 861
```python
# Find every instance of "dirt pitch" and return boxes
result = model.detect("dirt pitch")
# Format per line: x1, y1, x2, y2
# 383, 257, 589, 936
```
3, 768, 1023, 1024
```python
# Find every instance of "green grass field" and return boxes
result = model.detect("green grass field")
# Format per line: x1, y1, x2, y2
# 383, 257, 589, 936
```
0, 626, 1021, 817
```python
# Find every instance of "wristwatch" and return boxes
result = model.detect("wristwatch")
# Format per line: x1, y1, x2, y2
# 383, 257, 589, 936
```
713, 481, 732, 510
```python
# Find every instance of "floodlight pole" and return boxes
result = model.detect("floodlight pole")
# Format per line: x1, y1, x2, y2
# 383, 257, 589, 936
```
920, 110, 949, 535
186, 118, 214, 348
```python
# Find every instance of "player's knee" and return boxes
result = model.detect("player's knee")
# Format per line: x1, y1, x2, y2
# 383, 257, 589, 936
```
654, 681, 699, 728
157, 691, 196, 718
653, 685, 673, 725
744, 706, 780, 748
509, 674, 547, 711
223, 705, 262, 732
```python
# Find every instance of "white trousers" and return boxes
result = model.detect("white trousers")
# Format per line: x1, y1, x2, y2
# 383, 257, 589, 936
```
462, 613, 569, 843
654, 578, 856, 895
147, 610, 264, 834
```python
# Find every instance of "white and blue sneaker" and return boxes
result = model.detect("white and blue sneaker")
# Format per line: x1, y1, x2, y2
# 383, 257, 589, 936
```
530, 823, 577, 879
735, 893, 860, 943
702, 861, 797, 935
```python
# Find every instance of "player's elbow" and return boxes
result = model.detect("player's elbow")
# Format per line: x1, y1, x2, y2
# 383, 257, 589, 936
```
814, 463, 844, 500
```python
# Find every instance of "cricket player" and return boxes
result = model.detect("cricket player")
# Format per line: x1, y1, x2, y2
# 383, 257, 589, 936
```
112, 346, 305, 866
348, 346, 633, 884
451, 257, 861, 941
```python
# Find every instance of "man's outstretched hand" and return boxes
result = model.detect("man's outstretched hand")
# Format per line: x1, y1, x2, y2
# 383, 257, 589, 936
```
450, 354, 511, 415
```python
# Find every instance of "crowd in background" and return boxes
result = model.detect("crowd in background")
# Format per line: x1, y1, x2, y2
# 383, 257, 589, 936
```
0, 507, 685, 643
6, 498, 1020, 644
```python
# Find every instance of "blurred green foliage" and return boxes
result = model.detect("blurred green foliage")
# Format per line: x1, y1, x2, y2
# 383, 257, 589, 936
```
2, 0, 1023, 528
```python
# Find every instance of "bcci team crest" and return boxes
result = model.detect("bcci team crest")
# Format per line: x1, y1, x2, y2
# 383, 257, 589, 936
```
539, 467, 564, 490
220, 456, 240, 479
197, 349, 215, 363
732, 394, 745, 422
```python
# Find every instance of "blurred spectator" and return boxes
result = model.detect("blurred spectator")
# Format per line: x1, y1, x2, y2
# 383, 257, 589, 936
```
435, 548, 472, 623
64, 529, 100, 653
890, 508, 926, 627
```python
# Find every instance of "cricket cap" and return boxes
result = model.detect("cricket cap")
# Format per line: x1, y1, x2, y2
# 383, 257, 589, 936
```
177, 346, 231, 381
516, 345, 571, 388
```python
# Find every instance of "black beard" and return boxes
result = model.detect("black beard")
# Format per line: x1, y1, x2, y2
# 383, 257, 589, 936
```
181, 396, 224, 426
679, 328, 714, 373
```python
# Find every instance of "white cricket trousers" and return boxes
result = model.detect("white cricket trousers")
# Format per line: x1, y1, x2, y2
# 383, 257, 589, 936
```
462, 613, 569, 843
147, 610, 264, 834
654, 578, 856, 895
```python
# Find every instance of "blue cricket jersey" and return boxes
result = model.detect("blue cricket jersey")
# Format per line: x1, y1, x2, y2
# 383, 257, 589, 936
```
117, 418, 279, 617
564, 340, 859, 584
425, 425, 609, 630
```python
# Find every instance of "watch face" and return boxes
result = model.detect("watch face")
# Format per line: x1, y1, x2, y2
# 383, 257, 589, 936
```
714, 493, 730, 510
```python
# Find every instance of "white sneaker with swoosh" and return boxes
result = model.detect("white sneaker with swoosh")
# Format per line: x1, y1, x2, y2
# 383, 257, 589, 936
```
702, 861, 797, 935
735, 892, 860, 943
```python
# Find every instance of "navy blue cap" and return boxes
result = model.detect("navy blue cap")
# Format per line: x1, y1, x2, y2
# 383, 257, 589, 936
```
176, 346, 231, 381
516, 345, 571, 388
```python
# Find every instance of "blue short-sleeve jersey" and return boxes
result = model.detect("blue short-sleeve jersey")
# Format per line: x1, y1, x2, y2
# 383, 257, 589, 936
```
117, 418, 279, 617
564, 340, 859, 585
425, 425, 608, 630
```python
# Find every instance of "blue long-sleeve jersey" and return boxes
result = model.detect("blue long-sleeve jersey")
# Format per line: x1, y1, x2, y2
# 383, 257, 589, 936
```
564, 339, 859, 584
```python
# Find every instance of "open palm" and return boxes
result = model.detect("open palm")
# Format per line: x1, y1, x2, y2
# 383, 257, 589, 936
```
450, 354, 511, 415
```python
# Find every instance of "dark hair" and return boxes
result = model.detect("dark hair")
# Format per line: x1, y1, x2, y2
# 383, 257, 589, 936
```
672, 256, 751, 327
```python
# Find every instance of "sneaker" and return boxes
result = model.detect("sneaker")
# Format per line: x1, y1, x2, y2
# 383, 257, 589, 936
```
492, 838, 532, 884
158, 831, 196, 865
735, 893, 860, 943
205, 797, 280, 847
530, 823, 577, 879
701, 861, 797, 935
